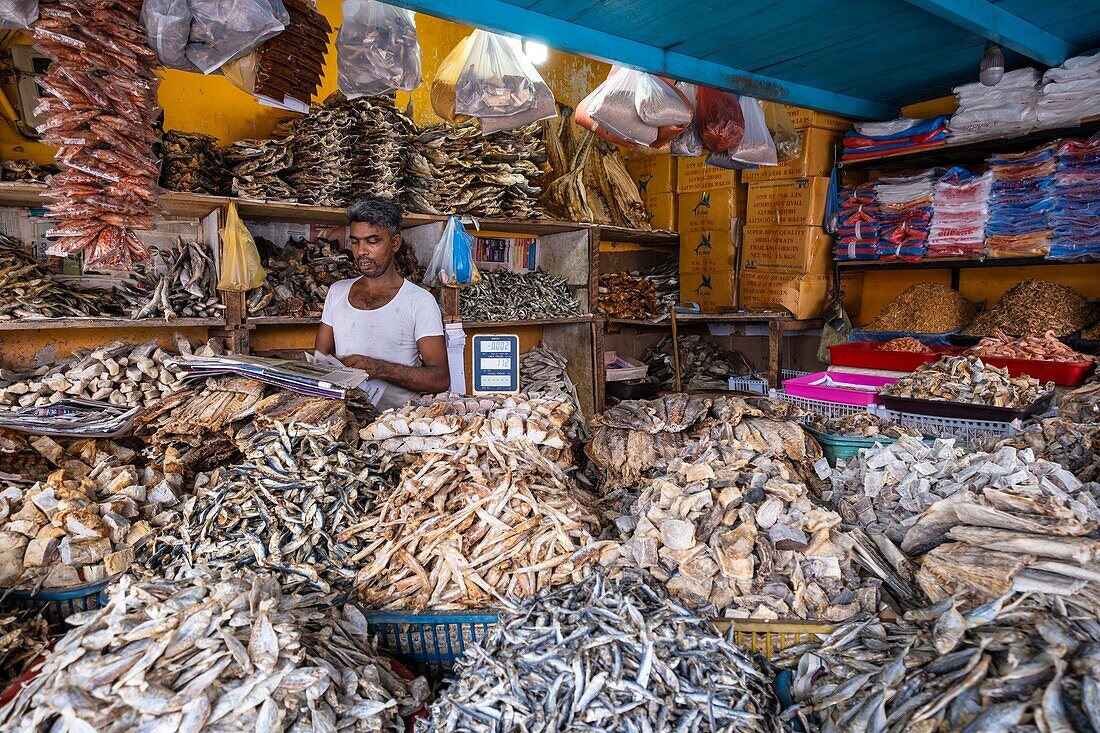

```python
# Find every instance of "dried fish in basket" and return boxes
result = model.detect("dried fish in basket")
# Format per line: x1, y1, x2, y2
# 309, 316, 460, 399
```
806, 412, 921, 439
158, 130, 225, 195
964, 278, 1098, 336
598, 272, 660, 320
644, 334, 756, 390
880, 355, 1051, 407
0, 613, 49, 685
34, 0, 161, 271
0, 233, 122, 319
423, 570, 782, 732
459, 269, 581, 322
0, 571, 429, 733
225, 137, 296, 201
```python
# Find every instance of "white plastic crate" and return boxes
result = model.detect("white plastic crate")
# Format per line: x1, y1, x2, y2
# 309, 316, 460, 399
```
770, 389, 876, 420
728, 376, 768, 394
875, 407, 1020, 441
782, 369, 810, 380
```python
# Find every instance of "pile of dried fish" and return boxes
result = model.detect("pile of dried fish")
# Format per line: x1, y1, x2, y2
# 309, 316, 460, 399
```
992, 417, 1100, 482
416, 121, 546, 219
347, 96, 434, 211
248, 236, 359, 318
354, 396, 609, 609
1061, 379, 1100, 423
0, 438, 180, 589
519, 345, 587, 439
644, 334, 755, 390
539, 107, 650, 229
881, 337, 931, 352
1084, 320, 1100, 340
807, 412, 921, 439
225, 137, 296, 201
0, 337, 221, 409
158, 130, 225, 195
459, 269, 580, 322
968, 328, 1094, 362
881, 355, 1051, 407
0, 233, 121, 319
34, 0, 160, 270
0, 613, 49, 685
0, 572, 428, 732
639, 258, 679, 312
865, 282, 977, 333
123, 239, 222, 319
784, 593, 1100, 733
289, 99, 358, 207
1, 159, 53, 182
423, 571, 782, 733
964, 278, 1098, 336
598, 272, 660, 320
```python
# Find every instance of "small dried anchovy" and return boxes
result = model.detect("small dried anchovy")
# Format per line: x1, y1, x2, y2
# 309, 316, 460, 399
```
460, 269, 580, 322
0, 233, 121, 319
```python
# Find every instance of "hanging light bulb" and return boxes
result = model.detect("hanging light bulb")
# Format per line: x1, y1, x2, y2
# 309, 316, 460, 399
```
980, 42, 1005, 86
523, 40, 548, 65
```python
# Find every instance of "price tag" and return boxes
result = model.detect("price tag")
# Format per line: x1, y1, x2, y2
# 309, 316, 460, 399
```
471, 334, 519, 394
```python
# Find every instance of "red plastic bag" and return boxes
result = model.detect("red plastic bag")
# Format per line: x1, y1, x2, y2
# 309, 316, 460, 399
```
696, 86, 744, 152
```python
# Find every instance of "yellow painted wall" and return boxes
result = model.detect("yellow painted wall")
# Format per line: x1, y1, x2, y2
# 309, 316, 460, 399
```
0, 326, 210, 367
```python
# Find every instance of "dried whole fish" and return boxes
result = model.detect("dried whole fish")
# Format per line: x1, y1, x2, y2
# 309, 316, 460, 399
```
964, 278, 1099, 336
0, 233, 122, 319
0, 613, 49, 686
289, 98, 359, 207
224, 136, 296, 201
644, 334, 755, 391
880, 355, 1051, 407
785, 593, 1100, 733
0, 437, 180, 590
158, 130, 226, 195
519, 345, 587, 440
865, 282, 977, 333
34, 0, 160, 271
598, 272, 660, 320
968, 328, 1094, 362
421, 571, 782, 733
0, 159, 54, 183
345, 95, 434, 211
638, 257, 679, 313
991, 417, 1100, 482
807, 412, 921, 439
0, 571, 428, 732
1061, 378, 1100, 423
247, 236, 360, 318
881, 337, 932, 353
460, 269, 580, 322
121, 238, 223, 320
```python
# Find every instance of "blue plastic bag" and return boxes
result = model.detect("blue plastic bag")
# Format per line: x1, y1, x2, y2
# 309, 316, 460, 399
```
425, 216, 482, 287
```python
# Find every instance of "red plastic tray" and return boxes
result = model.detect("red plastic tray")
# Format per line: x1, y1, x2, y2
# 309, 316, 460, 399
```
829, 342, 961, 372
971, 356, 1095, 387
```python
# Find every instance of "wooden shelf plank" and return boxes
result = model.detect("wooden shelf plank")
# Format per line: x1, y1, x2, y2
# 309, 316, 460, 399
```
448, 315, 599, 329
248, 316, 321, 325
834, 256, 1100, 271
0, 316, 226, 331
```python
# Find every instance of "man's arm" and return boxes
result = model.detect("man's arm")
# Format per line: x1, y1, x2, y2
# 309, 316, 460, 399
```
315, 323, 336, 355
340, 335, 450, 394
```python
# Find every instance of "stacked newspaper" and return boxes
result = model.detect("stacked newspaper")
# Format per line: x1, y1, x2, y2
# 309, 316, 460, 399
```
0, 399, 140, 437
169, 355, 367, 399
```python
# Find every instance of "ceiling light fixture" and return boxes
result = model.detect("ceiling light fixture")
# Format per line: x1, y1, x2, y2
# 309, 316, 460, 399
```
980, 42, 1005, 86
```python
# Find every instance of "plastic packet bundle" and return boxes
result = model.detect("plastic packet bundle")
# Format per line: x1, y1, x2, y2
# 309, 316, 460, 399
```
576, 67, 689, 148
834, 183, 881, 261
761, 101, 801, 161
425, 216, 482, 288
927, 168, 992, 258
695, 87, 744, 152
337, 0, 421, 99
949, 68, 1041, 140
729, 96, 776, 166
142, 0, 193, 70
633, 73, 692, 127
0, 0, 36, 29
1049, 134, 1100, 260
875, 171, 936, 262
186, 0, 288, 75
986, 142, 1056, 258
669, 84, 703, 157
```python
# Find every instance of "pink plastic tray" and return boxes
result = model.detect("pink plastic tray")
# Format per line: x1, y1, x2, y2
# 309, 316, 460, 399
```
782, 371, 899, 406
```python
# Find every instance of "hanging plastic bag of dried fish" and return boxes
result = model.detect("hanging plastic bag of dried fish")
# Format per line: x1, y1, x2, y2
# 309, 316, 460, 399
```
141, 0, 193, 70
669, 83, 703, 157
217, 202, 267, 291
0, 0, 37, 29
762, 100, 802, 161
185, 0, 288, 75
731, 96, 777, 166
424, 216, 481, 288
575, 66, 692, 148
337, 0, 421, 98
696, 85, 745, 152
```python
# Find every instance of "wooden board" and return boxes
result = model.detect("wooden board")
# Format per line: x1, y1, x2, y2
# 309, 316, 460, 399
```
0, 317, 226, 331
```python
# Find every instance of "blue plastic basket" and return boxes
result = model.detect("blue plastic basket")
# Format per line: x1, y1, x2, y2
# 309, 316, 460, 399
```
363, 609, 500, 674
0, 580, 110, 627
804, 426, 898, 466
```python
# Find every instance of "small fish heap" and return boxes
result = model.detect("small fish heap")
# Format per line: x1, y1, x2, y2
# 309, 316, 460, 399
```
422, 571, 782, 733
784, 593, 1100, 733
865, 282, 978, 334
0, 234, 121, 319
881, 355, 1051, 407
289, 98, 359, 207
968, 328, 1094, 362
159, 130, 226, 195
460, 269, 581, 322
598, 272, 661, 320
354, 395, 611, 609
807, 412, 922, 440
0, 572, 429, 733
247, 236, 359, 318
881, 336, 931, 353
0, 437, 181, 589
964, 278, 1098, 336
225, 137, 296, 201
518, 345, 588, 440
644, 335, 756, 391
0, 613, 49, 685
123, 239, 223, 320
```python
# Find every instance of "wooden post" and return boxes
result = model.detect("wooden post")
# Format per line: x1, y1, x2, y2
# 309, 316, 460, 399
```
671, 310, 682, 392
768, 319, 782, 389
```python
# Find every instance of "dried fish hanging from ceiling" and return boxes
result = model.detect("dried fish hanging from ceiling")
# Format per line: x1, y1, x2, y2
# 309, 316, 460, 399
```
224, 136, 296, 201
0, 571, 429, 733
422, 571, 783, 733
33, 0, 161, 271
0, 233, 122, 319
644, 334, 756, 390
158, 130, 226, 195
459, 269, 580, 322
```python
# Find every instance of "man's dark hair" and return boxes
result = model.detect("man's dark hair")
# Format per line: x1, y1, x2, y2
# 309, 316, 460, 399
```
347, 197, 402, 235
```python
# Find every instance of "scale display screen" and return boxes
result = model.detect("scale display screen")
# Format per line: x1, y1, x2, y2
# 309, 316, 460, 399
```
471, 334, 519, 394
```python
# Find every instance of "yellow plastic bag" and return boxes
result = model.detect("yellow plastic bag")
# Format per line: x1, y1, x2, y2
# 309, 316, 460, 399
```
217, 202, 267, 291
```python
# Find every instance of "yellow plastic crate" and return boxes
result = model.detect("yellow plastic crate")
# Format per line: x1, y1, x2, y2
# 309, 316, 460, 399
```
717, 619, 835, 660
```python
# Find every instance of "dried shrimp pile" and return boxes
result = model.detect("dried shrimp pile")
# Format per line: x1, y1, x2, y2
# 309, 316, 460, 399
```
881, 337, 931, 352
865, 282, 977, 333
964, 279, 1098, 336
968, 328, 1094, 362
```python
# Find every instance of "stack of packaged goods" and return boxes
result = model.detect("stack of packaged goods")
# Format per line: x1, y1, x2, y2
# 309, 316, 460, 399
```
625, 154, 678, 231
874, 170, 936, 261
926, 167, 993, 258
840, 116, 949, 161
986, 142, 1056, 258
676, 157, 742, 311
948, 68, 1041, 141
1049, 136, 1100, 261
1037, 52, 1100, 129
834, 183, 880, 261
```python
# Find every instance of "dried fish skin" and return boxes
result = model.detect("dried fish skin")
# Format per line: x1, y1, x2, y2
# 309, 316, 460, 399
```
422, 571, 782, 733
964, 278, 1098, 337
0, 571, 427, 732
880, 355, 1051, 408
158, 130, 226, 195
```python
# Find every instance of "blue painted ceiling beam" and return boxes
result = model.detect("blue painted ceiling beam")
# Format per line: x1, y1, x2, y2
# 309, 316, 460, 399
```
389, 0, 898, 120
900, 0, 1071, 66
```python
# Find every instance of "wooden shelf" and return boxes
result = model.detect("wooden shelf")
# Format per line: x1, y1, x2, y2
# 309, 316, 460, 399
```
0, 316, 226, 331
248, 315, 321, 325
597, 226, 678, 245
673, 311, 792, 323
834, 256, 1098, 271
448, 315, 599, 329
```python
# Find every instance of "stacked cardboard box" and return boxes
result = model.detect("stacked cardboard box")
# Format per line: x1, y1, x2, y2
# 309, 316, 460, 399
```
676, 156, 744, 311
625, 155, 677, 230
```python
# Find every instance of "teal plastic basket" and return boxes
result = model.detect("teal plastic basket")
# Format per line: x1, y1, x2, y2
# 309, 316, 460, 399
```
805, 426, 898, 466
362, 609, 500, 675
0, 580, 110, 627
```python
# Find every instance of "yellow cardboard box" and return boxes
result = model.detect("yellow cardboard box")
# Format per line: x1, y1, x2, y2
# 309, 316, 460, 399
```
625, 155, 677, 195
680, 269, 736, 313
742, 226, 833, 274
741, 128, 841, 183
676, 156, 738, 193
680, 227, 740, 274
677, 187, 746, 234
640, 192, 677, 231
739, 270, 829, 319
746, 177, 830, 227
783, 105, 854, 132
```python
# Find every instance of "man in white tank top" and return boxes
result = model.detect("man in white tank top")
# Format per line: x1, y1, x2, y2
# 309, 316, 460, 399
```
314, 198, 449, 410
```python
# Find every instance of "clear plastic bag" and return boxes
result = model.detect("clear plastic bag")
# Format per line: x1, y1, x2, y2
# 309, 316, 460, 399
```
761, 101, 802, 161
425, 216, 482, 288
586, 68, 656, 146
669, 84, 703, 157
730, 96, 777, 166
634, 73, 693, 127
479, 45, 557, 133
455, 30, 537, 118
222, 52, 259, 94
185, 0, 288, 75
142, 0, 193, 70
696, 86, 744, 152
217, 203, 267, 291
337, 0, 421, 99
0, 0, 37, 30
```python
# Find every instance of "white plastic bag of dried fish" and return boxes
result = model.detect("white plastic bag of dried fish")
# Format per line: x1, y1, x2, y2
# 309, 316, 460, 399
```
730, 96, 778, 166
141, 0, 193, 70
185, 0, 288, 74
337, 0, 422, 98
424, 216, 482, 288
0, 0, 37, 29
669, 83, 704, 157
